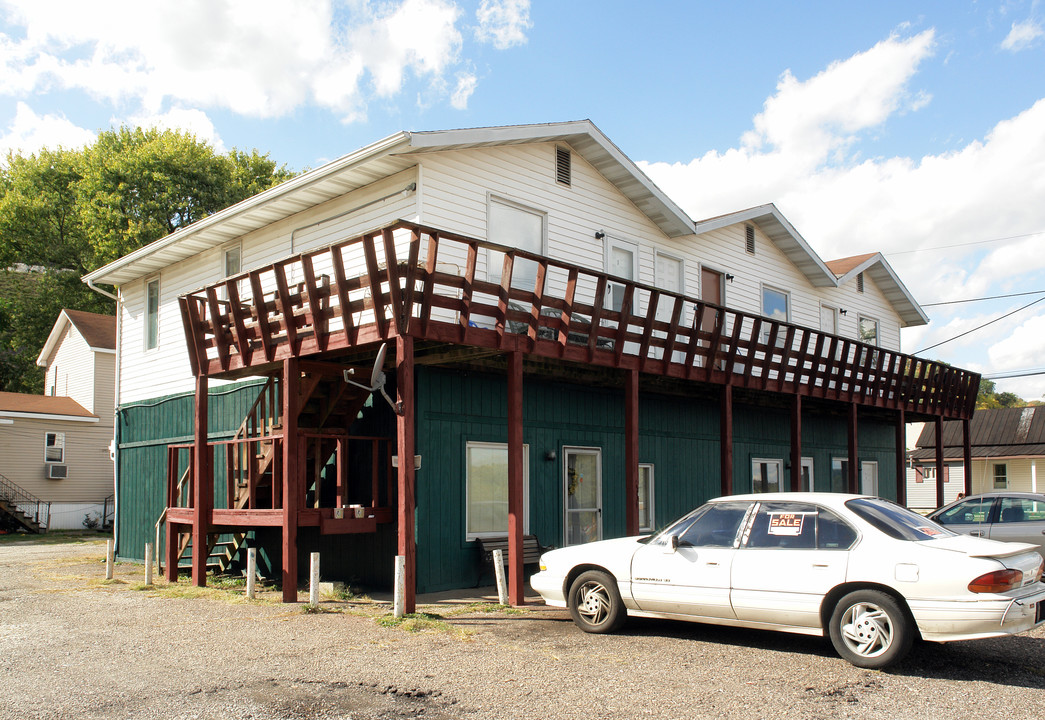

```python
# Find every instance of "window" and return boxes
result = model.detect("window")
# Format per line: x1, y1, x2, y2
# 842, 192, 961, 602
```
223, 245, 241, 278
846, 497, 954, 542
638, 464, 654, 533
744, 502, 856, 550
993, 463, 1008, 489
831, 457, 849, 493
858, 316, 879, 346
820, 305, 838, 335
800, 457, 815, 491
488, 197, 545, 291
761, 286, 789, 323
935, 497, 993, 525
145, 277, 160, 350
465, 441, 529, 540
44, 432, 65, 463
999, 497, 1045, 523
676, 502, 750, 548
752, 458, 783, 493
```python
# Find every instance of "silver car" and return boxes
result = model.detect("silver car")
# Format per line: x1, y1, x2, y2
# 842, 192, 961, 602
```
929, 492, 1045, 558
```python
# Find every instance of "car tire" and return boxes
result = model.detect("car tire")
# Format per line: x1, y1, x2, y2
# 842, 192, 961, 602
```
567, 570, 626, 634
828, 589, 914, 669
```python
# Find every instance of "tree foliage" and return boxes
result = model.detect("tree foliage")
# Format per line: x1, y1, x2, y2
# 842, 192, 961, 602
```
0, 127, 293, 393
975, 377, 1029, 409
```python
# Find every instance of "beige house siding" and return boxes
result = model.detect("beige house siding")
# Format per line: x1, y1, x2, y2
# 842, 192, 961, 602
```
0, 416, 112, 503
968, 458, 1043, 494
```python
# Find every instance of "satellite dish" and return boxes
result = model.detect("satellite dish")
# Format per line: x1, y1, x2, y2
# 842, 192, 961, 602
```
343, 342, 403, 415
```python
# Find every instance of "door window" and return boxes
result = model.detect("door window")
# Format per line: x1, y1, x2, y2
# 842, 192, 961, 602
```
564, 447, 601, 545
676, 502, 750, 548
935, 497, 993, 526
999, 497, 1045, 524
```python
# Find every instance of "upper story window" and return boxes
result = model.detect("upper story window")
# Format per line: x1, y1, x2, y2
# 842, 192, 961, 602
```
223, 245, 241, 278
858, 316, 879, 346
44, 432, 65, 463
761, 285, 789, 323
488, 196, 546, 291
145, 276, 160, 351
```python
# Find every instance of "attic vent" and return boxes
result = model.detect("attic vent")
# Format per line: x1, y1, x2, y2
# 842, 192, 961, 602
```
555, 146, 571, 186
745, 225, 755, 254
857, 272, 865, 293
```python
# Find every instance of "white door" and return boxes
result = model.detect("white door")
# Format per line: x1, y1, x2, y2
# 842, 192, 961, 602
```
630, 501, 750, 619
606, 238, 637, 313
801, 457, 815, 492
731, 502, 852, 628
564, 447, 602, 545
861, 461, 879, 496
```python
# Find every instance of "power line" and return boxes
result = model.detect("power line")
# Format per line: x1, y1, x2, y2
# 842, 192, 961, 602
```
984, 369, 1045, 380
921, 289, 1045, 307
913, 295, 1045, 354
887, 230, 1044, 257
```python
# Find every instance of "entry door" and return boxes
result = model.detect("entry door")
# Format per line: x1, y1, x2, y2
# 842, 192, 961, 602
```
801, 458, 815, 491
564, 447, 602, 545
700, 268, 725, 365
861, 461, 879, 496
606, 239, 637, 313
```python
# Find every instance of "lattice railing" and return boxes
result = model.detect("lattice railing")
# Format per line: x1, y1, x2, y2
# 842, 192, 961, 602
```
180, 220, 978, 419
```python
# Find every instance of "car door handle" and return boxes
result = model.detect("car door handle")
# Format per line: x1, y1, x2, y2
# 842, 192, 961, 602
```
970, 531, 984, 536
812, 563, 830, 568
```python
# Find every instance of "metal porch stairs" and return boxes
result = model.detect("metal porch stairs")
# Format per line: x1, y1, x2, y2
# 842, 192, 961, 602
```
0, 472, 49, 534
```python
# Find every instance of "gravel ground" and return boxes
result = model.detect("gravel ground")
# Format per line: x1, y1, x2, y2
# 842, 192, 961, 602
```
1, 534, 1043, 720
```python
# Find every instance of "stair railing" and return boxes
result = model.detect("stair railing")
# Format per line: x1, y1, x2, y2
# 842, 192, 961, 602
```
0, 471, 50, 530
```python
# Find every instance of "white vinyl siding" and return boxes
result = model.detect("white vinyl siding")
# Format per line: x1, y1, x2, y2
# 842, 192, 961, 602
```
45, 324, 97, 413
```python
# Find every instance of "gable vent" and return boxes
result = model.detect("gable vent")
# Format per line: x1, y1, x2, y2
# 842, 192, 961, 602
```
745, 225, 755, 254
555, 146, 571, 187
857, 272, 864, 293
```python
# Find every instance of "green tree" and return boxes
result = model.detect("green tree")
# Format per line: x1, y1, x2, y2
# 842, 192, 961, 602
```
0, 127, 293, 392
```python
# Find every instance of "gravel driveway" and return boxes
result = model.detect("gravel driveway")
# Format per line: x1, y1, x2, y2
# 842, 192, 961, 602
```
1, 534, 1043, 720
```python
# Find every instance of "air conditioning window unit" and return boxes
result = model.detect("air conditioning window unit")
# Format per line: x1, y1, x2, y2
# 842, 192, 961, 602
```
47, 464, 68, 480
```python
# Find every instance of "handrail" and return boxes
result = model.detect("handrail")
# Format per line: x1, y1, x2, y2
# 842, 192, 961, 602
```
0, 471, 50, 530
179, 219, 979, 420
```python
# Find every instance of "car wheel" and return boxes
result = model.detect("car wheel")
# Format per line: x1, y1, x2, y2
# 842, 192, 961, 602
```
828, 589, 913, 669
567, 570, 626, 634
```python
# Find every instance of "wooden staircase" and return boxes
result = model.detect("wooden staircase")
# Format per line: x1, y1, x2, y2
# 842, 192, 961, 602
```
0, 472, 49, 534
166, 364, 375, 576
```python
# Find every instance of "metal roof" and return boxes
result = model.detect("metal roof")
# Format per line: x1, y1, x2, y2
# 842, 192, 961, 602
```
911, 407, 1045, 460
83, 121, 696, 288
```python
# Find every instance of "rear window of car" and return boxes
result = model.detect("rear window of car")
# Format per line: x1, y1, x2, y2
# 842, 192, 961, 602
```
846, 498, 954, 541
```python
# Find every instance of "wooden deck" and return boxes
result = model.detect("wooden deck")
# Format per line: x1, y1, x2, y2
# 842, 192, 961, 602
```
179, 220, 978, 421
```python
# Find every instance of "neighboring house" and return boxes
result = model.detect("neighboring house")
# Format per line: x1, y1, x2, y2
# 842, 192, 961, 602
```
909, 406, 1045, 508
0, 310, 116, 532
82, 121, 978, 607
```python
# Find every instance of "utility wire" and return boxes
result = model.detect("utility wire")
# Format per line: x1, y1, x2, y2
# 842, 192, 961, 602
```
984, 369, 1045, 380
887, 230, 1044, 256
921, 289, 1045, 307
913, 295, 1045, 354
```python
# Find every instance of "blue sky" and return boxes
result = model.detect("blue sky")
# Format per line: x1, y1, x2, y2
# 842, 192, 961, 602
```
2, 1, 1045, 399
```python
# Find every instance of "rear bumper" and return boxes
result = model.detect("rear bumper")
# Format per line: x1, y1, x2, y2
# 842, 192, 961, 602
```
909, 584, 1045, 642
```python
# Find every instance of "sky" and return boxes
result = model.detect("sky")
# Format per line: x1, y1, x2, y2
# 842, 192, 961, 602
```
2, 0, 1045, 399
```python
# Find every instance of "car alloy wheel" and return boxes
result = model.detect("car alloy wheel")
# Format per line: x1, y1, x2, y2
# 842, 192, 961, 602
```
567, 570, 626, 633
828, 589, 913, 668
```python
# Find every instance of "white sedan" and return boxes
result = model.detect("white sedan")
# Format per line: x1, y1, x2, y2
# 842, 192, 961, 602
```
530, 493, 1045, 668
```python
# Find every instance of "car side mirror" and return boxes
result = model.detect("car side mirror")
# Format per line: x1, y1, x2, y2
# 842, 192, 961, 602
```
669, 535, 680, 552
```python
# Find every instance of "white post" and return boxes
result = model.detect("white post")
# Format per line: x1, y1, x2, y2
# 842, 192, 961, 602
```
144, 543, 153, 586
393, 555, 406, 618
309, 552, 320, 609
155, 522, 162, 576
246, 548, 257, 600
1033, 460, 1038, 493
492, 548, 508, 605
105, 539, 114, 580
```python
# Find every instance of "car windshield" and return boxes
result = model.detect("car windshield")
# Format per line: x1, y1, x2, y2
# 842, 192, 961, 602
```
846, 498, 955, 541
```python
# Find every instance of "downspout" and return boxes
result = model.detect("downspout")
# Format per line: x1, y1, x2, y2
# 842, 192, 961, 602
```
87, 278, 121, 553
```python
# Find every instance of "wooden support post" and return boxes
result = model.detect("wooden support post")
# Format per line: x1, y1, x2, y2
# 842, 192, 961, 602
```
847, 403, 859, 494
963, 419, 973, 496
396, 335, 417, 614
625, 369, 640, 536
507, 350, 525, 606
790, 395, 802, 492
720, 384, 733, 496
164, 521, 179, 582
935, 416, 945, 508
282, 358, 300, 603
896, 409, 907, 506
192, 373, 211, 588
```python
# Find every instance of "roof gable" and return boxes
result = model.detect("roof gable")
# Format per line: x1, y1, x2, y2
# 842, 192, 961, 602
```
83, 120, 695, 287
826, 252, 929, 327
36, 309, 116, 368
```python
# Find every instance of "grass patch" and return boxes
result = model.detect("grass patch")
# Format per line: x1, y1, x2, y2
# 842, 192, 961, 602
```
376, 612, 455, 634
441, 602, 528, 617
0, 531, 106, 546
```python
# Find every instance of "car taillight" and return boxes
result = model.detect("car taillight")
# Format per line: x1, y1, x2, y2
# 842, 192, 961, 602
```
968, 569, 1024, 593
1032, 559, 1044, 584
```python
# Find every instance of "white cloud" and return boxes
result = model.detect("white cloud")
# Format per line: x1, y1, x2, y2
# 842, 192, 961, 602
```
451, 72, 478, 109
122, 107, 226, 152
475, 0, 531, 49
1001, 19, 1044, 51
0, 0, 484, 122
0, 102, 95, 158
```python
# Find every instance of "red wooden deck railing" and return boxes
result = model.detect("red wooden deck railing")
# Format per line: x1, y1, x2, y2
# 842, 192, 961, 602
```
179, 220, 978, 420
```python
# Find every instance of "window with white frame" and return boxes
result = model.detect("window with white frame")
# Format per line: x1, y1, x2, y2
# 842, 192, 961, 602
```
761, 286, 789, 323
145, 277, 160, 351
44, 432, 65, 463
858, 316, 879, 346
223, 244, 241, 278
638, 464, 654, 532
993, 463, 1008, 489
488, 196, 546, 291
465, 441, 529, 540
752, 458, 783, 493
